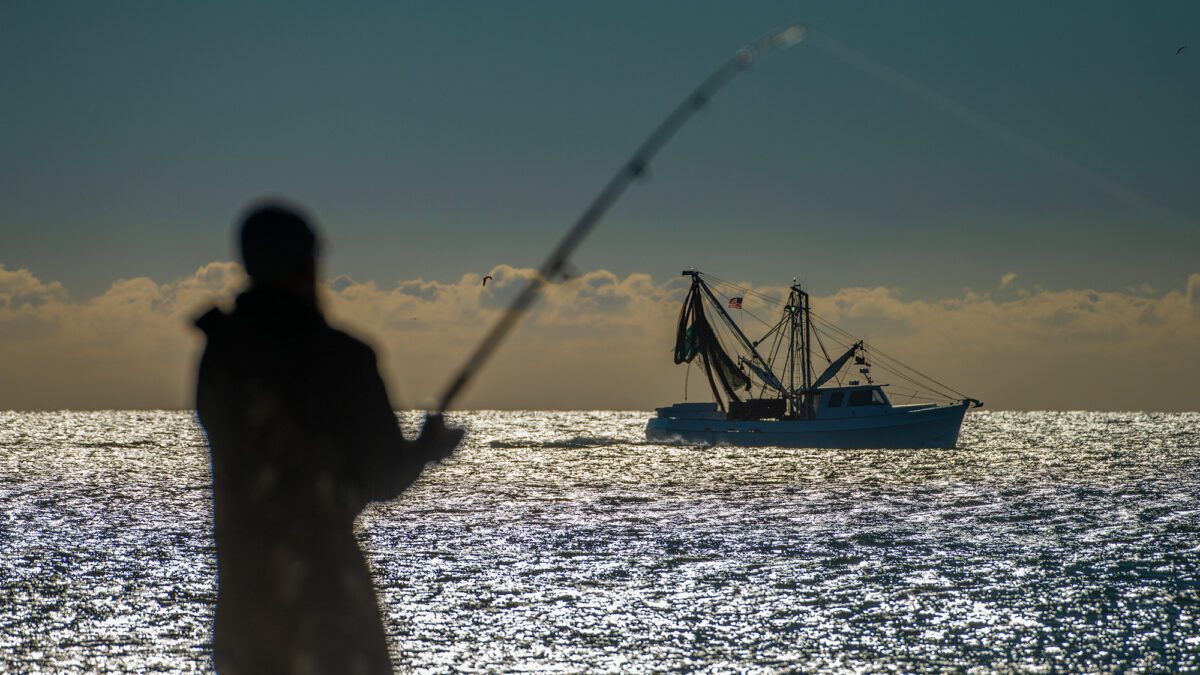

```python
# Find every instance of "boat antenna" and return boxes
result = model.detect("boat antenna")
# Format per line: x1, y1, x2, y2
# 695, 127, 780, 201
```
435, 23, 807, 412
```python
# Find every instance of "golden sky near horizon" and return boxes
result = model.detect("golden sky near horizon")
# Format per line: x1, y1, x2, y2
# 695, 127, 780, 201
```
5, 4, 1200, 417
1, 262, 1197, 412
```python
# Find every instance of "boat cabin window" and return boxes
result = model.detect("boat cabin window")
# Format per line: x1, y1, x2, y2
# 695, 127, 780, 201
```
827, 391, 844, 408
848, 388, 886, 406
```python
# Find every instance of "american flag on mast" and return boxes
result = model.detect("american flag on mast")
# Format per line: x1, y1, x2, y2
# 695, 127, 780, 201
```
728, 297, 743, 310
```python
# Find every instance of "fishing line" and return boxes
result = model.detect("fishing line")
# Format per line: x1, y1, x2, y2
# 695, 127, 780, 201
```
436, 23, 807, 412
805, 29, 1195, 234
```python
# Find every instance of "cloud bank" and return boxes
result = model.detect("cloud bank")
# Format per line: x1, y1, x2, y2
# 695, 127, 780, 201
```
1, 263, 1198, 411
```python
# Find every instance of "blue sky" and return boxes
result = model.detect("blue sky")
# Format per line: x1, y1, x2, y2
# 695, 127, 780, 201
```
3, 0, 1198, 300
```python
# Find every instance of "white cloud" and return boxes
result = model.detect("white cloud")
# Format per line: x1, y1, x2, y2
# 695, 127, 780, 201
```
0, 262, 244, 410
1, 264, 1198, 411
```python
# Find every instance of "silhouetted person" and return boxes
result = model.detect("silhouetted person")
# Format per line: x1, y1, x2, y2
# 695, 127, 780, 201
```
194, 202, 462, 674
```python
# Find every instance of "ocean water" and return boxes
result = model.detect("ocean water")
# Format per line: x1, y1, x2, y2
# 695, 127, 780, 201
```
1, 410, 1198, 673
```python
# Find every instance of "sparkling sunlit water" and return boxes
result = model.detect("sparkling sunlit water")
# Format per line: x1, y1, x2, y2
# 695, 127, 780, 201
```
2, 411, 1198, 672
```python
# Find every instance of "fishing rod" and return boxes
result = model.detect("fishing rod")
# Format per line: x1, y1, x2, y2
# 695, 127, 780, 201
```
435, 23, 807, 413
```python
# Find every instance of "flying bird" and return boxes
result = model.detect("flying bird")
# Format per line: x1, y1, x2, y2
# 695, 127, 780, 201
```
482, 275, 493, 287
1178, 46, 1187, 55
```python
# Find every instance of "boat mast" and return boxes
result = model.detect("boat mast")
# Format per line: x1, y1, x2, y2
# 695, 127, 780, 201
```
788, 283, 797, 416
786, 281, 814, 419
803, 286, 813, 392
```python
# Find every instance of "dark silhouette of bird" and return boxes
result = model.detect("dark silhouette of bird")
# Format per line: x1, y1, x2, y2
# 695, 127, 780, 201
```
482, 275, 493, 287
1178, 46, 1187, 56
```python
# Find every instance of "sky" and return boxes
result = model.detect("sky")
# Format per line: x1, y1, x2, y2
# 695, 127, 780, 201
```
2, 1, 1198, 411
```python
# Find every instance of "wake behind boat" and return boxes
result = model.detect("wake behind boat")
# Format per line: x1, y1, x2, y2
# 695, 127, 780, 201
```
646, 271, 982, 448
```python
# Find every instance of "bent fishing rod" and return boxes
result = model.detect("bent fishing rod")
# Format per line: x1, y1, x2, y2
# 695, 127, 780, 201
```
436, 23, 807, 414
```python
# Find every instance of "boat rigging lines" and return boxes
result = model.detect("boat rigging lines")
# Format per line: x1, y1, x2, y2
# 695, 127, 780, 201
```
684, 271, 979, 409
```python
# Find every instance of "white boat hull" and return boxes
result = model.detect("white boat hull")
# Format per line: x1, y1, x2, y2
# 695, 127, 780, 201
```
645, 401, 970, 449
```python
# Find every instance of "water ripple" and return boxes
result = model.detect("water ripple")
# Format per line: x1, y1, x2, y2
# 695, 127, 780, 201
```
1, 410, 1198, 672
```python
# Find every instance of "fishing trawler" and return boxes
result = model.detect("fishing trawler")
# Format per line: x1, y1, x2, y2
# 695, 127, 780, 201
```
646, 270, 982, 448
